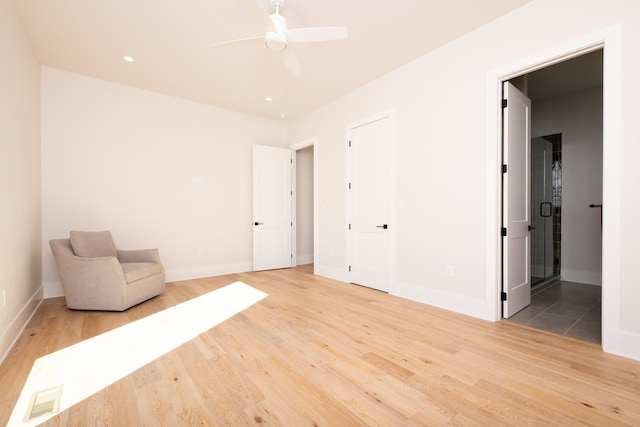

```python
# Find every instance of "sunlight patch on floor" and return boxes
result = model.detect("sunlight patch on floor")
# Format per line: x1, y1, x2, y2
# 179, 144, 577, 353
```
8, 281, 267, 426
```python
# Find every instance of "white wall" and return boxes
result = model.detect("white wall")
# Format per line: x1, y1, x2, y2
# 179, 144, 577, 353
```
288, 0, 640, 360
295, 145, 314, 265
533, 87, 603, 285
41, 68, 287, 294
0, 0, 42, 362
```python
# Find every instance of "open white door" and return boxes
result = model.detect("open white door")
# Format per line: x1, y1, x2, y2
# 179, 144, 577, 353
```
502, 82, 531, 318
347, 115, 392, 292
253, 145, 293, 271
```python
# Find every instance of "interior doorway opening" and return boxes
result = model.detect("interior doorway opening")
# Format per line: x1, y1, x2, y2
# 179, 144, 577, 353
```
295, 145, 315, 268
502, 48, 603, 344
291, 137, 318, 273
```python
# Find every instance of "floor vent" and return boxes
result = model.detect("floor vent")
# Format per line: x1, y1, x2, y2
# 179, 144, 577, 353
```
24, 385, 63, 422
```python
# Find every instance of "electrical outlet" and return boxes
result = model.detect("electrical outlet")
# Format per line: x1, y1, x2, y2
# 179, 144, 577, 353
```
446, 265, 454, 278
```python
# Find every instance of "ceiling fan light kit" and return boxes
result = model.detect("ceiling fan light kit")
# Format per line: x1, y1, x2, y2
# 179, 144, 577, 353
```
265, 32, 287, 51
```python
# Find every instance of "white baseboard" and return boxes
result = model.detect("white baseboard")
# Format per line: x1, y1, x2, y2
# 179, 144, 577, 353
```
296, 254, 314, 265
165, 262, 253, 283
44, 281, 65, 298
560, 268, 602, 286
0, 286, 44, 364
391, 280, 494, 321
44, 262, 252, 298
313, 264, 349, 283
603, 328, 640, 361
43, 262, 255, 298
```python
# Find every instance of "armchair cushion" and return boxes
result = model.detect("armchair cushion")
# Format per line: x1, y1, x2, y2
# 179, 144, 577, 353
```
70, 230, 117, 258
121, 262, 163, 283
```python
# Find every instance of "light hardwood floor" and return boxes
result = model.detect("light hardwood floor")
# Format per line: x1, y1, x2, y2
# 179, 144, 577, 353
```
1, 266, 639, 426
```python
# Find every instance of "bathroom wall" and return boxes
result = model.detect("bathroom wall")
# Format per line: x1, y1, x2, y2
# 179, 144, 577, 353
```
532, 87, 603, 285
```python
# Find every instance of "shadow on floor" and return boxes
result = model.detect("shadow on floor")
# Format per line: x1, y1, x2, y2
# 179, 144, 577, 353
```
507, 280, 601, 344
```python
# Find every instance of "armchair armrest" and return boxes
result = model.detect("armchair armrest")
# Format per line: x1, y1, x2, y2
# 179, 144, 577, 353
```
117, 248, 162, 264
55, 254, 128, 310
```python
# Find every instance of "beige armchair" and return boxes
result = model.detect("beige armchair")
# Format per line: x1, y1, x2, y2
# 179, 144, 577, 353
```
49, 231, 166, 311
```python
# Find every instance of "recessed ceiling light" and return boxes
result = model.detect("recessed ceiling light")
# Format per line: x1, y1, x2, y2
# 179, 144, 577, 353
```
265, 97, 273, 102
123, 56, 134, 63
280, 113, 286, 119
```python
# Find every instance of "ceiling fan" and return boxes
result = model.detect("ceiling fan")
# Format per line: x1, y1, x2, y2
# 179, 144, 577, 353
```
211, 0, 348, 77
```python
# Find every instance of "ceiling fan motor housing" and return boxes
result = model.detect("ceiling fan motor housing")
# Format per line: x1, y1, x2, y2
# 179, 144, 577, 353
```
265, 10, 288, 50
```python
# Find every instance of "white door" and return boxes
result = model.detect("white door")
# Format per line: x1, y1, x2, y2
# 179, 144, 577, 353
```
253, 145, 293, 271
502, 82, 531, 318
347, 116, 392, 292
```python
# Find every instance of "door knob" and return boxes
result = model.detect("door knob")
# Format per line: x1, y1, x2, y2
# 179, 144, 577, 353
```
254, 222, 264, 226
376, 224, 388, 229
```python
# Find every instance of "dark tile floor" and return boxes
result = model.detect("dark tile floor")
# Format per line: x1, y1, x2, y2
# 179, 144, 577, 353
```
507, 280, 602, 344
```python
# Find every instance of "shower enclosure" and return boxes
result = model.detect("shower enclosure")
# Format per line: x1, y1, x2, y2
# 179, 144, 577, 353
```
530, 134, 561, 286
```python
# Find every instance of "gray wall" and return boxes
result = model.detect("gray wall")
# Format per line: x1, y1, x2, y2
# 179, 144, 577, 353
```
533, 87, 603, 285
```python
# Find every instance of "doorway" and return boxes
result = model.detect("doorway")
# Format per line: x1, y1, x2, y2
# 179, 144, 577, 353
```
291, 137, 318, 271
295, 145, 315, 267
503, 49, 603, 343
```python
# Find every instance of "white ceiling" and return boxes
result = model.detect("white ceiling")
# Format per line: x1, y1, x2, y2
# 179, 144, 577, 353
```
13, 0, 533, 121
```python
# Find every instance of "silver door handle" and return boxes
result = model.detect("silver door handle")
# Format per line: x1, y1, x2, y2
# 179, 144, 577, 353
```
376, 224, 388, 229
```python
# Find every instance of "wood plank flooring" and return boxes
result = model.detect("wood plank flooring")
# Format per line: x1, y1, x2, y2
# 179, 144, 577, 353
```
1, 266, 639, 426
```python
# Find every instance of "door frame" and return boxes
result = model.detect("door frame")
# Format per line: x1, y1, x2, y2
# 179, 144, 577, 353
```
289, 137, 319, 269
486, 26, 622, 353
345, 109, 397, 291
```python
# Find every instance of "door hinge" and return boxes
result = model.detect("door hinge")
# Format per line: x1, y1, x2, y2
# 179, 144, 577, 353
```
502, 99, 508, 108
348, 182, 351, 190
291, 253, 293, 259
348, 140, 351, 147
290, 158, 293, 164
501, 227, 507, 237
502, 164, 507, 173
501, 291, 507, 301
348, 223, 351, 230
348, 265, 351, 272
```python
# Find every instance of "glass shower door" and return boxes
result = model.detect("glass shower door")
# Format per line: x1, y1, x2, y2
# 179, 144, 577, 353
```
530, 137, 556, 286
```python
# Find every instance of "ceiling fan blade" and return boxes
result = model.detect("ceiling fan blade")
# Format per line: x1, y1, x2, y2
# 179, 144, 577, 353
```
211, 35, 263, 49
281, 50, 303, 77
287, 27, 348, 44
